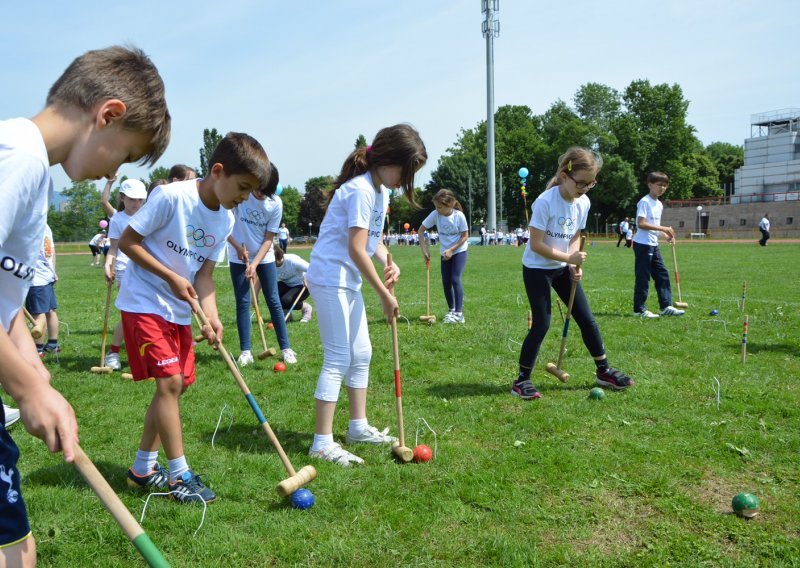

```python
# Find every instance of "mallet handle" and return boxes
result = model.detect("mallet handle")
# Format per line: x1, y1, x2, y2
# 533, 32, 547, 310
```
24, 307, 46, 339
741, 315, 748, 364
22, 306, 36, 325
99, 281, 113, 368
284, 283, 307, 322
387, 253, 408, 451
425, 257, 431, 318
555, 235, 586, 369
741, 280, 747, 313
670, 241, 684, 303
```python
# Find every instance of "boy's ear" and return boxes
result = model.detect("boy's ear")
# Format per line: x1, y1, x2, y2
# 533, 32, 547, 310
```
95, 99, 128, 128
210, 163, 224, 178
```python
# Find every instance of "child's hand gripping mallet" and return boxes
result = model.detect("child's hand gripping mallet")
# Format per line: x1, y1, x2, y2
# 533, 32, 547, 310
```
284, 281, 308, 322
193, 306, 316, 497
545, 235, 586, 383
670, 241, 689, 308
22, 306, 45, 339
73, 444, 170, 567
90, 281, 114, 373
386, 254, 414, 463
418, 257, 436, 323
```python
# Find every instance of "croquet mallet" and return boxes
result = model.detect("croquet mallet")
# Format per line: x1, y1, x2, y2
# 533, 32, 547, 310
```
545, 235, 587, 383
419, 257, 436, 324
90, 281, 114, 373
193, 306, 316, 497
243, 246, 277, 360
283, 281, 307, 322
22, 306, 45, 339
669, 241, 689, 308
386, 254, 414, 463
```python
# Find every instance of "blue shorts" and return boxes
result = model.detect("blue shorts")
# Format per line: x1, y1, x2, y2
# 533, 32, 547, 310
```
25, 283, 57, 316
0, 401, 31, 548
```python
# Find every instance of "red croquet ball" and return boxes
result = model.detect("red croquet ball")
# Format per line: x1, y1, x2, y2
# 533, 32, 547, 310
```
273, 362, 286, 372
268, 322, 274, 330
413, 444, 432, 463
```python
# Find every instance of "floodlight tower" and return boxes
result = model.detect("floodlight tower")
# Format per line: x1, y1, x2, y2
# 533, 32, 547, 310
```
482, 0, 499, 232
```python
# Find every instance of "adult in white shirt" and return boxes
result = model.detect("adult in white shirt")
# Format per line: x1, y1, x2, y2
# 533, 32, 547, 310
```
617, 217, 629, 247
758, 213, 770, 246
278, 222, 291, 251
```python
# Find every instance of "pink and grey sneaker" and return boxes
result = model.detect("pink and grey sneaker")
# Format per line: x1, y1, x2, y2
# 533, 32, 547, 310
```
595, 367, 634, 390
511, 379, 541, 400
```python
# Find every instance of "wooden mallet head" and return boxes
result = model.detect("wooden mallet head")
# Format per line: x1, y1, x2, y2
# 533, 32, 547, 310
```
257, 348, 277, 360
545, 362, 570, 382
276, 465, 317, 497
674, 301, 689, 308
418, 315, 436, 324
392, 441, 414, 463
90, 367, 114, 374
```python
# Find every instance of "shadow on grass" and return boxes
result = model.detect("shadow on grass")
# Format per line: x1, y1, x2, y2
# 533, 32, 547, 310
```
26, 460, 131, 492
427, 382, 505, 398
746, 342, 800, 357
200, 423, 312, 456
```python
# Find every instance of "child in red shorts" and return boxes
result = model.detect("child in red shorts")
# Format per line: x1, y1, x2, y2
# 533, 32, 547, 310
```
116, 132, 271, 504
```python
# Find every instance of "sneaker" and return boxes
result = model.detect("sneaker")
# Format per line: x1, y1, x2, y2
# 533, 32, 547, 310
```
168, 470, 216, 504
309, 443, 364, 467
237, 350, 254, 367
595, 367, 635, 390
451, 313, 465, 324
510, 379, 541, 400
104, 352, 121, 370
635, 310, 660, 319
300, 304, 313, 323
126, 463, 170, 491
442, 312, 456, 323
281, 348, 297, 364
660, 306, 685, 316
3, 405, 21, 428
346, 425, 397, 445
44, 343, 61, 353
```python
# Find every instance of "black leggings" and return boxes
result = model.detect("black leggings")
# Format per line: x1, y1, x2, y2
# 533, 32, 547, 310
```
519, 265, 605, 370
278, 281, 309, 312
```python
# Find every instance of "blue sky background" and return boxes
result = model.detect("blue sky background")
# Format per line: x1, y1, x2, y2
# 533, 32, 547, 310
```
2, 1, 797, 194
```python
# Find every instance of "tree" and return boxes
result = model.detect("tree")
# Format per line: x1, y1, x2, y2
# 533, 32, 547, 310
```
298, 176, 334, 235
199, 128, 222, 177
705, 142, 743, 189
49, 180, 106, 242
355, 134, 367, 149
279, 185, 302, 233
148, 166, 171, 184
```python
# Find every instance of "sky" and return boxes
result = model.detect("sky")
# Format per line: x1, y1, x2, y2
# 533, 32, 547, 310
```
1, 1, 797, 196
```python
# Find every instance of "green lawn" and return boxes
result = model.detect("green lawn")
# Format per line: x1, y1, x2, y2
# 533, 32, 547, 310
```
13, 240, 800, 567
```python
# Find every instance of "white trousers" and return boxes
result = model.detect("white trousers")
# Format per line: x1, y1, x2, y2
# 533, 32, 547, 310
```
308, 282, 372, 401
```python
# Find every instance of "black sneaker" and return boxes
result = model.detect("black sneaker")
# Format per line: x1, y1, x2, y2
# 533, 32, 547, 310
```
169, 470, 216, 504
595, 367, 635, 390
126, 463, 169, 491
511, 379, 541, 400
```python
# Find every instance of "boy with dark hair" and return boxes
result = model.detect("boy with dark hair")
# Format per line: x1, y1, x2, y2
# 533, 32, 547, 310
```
117, 132, 270, 503
0, 44, 170, 566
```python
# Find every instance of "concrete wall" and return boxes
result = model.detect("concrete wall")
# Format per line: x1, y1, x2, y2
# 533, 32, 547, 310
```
661, 201, 800, 239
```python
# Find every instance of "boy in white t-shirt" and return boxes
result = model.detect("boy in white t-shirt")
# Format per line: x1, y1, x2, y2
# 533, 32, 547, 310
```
117, 132, 270, 504
632, 172, 684, 318
0, 45, 170, 565
25, 224, 60, 356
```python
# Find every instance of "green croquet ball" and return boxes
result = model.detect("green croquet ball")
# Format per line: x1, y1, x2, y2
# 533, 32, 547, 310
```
589, 387, 605, 400
732, 492, 759, 518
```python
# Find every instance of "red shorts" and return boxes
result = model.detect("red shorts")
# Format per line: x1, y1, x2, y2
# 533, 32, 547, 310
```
121, 312, 196, 388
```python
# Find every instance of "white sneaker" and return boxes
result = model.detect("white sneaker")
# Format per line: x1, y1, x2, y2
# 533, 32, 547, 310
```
635, 310, 660, 319
660, 306, 685, 316
300, 304, 313, 323
104, 352, 121, 370
3, 405, 20, 429
281, 348, 297, 364
452, 313, 465, 324
237, 350, 254, 367
345, 425, 398, 445
442, 312, 456, 323
309, 442, 364, 467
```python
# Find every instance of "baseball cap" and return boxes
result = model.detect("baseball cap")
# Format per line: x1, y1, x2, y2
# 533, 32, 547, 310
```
120, 179, 147, 199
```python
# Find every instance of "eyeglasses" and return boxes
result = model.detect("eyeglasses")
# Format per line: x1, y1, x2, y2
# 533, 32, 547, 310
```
565, 171, 598, 190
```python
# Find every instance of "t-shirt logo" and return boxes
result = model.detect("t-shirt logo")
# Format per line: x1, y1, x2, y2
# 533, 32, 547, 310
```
247, 209, 266, 223
558, 216, 575, 230
186, 224, 216, 248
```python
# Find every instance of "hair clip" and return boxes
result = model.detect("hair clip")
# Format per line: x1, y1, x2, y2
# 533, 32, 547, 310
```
567, 160, 572, 172
366, 145, 372, 153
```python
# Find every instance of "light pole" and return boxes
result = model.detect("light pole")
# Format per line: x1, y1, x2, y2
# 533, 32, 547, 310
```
481, 0, 499, 233
308, 222, 312, 238
594, 213, 601, 235
696, 206, 703, 234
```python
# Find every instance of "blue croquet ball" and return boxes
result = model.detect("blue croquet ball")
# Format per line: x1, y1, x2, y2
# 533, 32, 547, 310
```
589, 387, 605, 400
291, 488, 314, 510
710, 309, 719, 316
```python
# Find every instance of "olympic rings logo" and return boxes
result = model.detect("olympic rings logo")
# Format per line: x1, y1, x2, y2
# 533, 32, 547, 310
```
247, 209, 266, 223
558, 216, 575, 229
186, 224, 216, 248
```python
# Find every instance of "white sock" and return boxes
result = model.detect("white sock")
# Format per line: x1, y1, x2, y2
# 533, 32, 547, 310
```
348, 418, 368, 437
311, 433, 334, 452
241, 350, 251, 357
455, 311, 462, 317
167, 455, 189, 483
132, 450, 159, 476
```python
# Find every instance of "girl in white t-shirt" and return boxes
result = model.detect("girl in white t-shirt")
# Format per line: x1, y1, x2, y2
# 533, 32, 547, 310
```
419, 189, 469, 323
513, 147, 634, 401
102, 177, 148, 370
305, 124, 427, 466
275, 247, 312, 322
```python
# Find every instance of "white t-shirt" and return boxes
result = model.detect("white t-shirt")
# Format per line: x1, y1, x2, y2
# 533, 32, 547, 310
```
89, 232, 104, 246
32, 225, 56, 287
619, 220, 629, 234
116, 180, 234, 325
108, 209, 135, 273
759, 217, 770, 231
227, 193, 282, 264
307, 172, 388, 291
633, 194, 663, 246
421, 209, 468, 256
277, 254, 308, 288
0, 118, 52, 329
522, 186, 589, 270
278, 226, 290, 241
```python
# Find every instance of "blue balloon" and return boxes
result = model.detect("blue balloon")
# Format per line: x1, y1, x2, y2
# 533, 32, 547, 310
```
518, 167, 529, 178
291, 488, 315, 510
275, 183, 283, 196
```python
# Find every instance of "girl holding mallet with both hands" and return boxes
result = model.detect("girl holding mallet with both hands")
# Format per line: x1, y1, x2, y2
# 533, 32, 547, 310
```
305, 124, 427, 466
513, 147, 634, 401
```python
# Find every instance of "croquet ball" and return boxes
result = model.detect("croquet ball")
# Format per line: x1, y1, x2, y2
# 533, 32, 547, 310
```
413, 444, 433, 463
267, 322, 274, 330
589, 387, 605, 400
732, 492, 759, 518
291, 488, 314, 510
710, 309, 719, 316
273, 362, 286, 373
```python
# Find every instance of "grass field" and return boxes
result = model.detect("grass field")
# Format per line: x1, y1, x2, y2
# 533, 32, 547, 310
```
12, 240, 800, 567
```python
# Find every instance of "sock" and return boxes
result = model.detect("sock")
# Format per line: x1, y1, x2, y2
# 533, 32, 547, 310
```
517, 365, 532, 382
595, 359, 610, 372
110, 345, 121, 354
348, 418, 368, 437
241, 349, 252, 357
35, 343, 44, 353
168, 456, 189, 483
311, 433, 334, 452
46, 339, 58, 347
455, 311, 463, 317
132, 450, 159, 476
